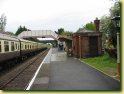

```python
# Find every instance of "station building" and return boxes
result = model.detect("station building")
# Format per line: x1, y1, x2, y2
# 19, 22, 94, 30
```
72, 18, 102, 58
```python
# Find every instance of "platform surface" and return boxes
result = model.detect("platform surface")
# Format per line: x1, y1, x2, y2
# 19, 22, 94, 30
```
29, 48, 120, 90
48, 48, 120, 90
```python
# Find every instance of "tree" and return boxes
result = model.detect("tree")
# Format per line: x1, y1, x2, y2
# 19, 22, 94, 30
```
100, 16, 111, 48
15, 26, 30, 35
61, 31, 73, 36
55, 28, 73, 37
100, 1, 120, 48
6, 31, 15, 35
83, 22, 95, 31
109, 1, 120, 17
55, 28, 64, 35
0, 14, 7, 32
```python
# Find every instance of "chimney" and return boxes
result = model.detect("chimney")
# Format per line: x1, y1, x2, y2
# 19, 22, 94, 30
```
94, 17, 100, 32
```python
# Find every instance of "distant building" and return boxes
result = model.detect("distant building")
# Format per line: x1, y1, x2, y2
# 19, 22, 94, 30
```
72, 18, 102, 58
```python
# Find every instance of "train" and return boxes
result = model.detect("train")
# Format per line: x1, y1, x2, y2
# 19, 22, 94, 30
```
0, 33, 48, 67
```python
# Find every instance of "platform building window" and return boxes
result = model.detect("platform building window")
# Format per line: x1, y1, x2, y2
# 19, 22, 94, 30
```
0, 41, 1, 52
4, 41, 9, 52
11, 42, 14, 51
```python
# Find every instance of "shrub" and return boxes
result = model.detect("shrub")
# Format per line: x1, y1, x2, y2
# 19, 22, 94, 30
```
105, 48, 117, 59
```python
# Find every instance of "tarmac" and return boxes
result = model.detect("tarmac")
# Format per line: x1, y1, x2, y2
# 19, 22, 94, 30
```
29, 48, 120, 90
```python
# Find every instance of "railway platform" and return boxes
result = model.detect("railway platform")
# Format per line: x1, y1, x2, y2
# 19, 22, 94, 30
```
27, 48, 120, 90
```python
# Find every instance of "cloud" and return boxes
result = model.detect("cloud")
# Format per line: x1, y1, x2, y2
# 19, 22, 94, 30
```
1, 0, 114, 32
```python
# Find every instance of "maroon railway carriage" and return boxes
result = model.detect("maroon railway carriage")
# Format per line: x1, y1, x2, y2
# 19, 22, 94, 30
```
0, 33, 47, 67
0, 33, 20, 65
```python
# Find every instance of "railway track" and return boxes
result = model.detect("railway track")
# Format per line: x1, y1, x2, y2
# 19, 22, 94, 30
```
0, 48, 49, 90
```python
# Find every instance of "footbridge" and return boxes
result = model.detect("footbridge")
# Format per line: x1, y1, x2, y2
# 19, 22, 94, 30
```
18, 30, 72, 50
18, 30, 58, 40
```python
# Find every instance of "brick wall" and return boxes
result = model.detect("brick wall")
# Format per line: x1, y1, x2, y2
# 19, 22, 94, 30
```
72, 32, 102, 58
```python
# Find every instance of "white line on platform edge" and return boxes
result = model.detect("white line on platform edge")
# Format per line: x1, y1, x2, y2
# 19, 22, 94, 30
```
26, 48, 52, 90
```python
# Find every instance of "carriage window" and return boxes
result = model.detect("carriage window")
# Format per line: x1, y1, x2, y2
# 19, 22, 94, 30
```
21, 44, 23, 49
0, 41, 1, 52
23, 44, 25, 49
4, 41, 9, 52
32, 45, 34, 49
28, 45, 29, 49
25, 45, 27, 49
29, 45, 30, 49
18, 43, 20, 50
27, 44, 28, 49
15, 43, 18, 50
17, 43, 19, 50
33, 44, 34, 48
11, 42, 14, 51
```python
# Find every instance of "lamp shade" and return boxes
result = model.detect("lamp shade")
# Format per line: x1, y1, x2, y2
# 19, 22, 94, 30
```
111, 14, 120, 31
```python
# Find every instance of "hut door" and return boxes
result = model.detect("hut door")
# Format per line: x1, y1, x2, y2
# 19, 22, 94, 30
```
89, 36, 98, 56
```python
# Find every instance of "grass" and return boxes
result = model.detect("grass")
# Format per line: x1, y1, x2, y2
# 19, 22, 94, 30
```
81, 53, 119, 80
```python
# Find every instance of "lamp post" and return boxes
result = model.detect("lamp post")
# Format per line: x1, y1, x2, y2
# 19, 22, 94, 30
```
111, 14, 120, 78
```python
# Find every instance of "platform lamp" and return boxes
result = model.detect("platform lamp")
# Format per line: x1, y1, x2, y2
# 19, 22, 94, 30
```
111, 13, 120, 78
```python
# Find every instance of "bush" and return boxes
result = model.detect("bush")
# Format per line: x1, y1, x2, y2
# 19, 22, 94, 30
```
105, 48, 117, 59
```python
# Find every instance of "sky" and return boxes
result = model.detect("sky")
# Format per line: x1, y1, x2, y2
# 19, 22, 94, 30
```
0, 0, 115, 33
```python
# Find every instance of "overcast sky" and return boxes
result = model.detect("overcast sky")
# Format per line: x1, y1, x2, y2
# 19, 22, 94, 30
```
0, 0, 115, 33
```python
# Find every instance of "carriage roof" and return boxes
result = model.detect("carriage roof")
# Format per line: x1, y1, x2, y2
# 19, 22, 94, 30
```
0, 33, 38, 44
19, 39, 38, 44
0, 33, 19, 41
